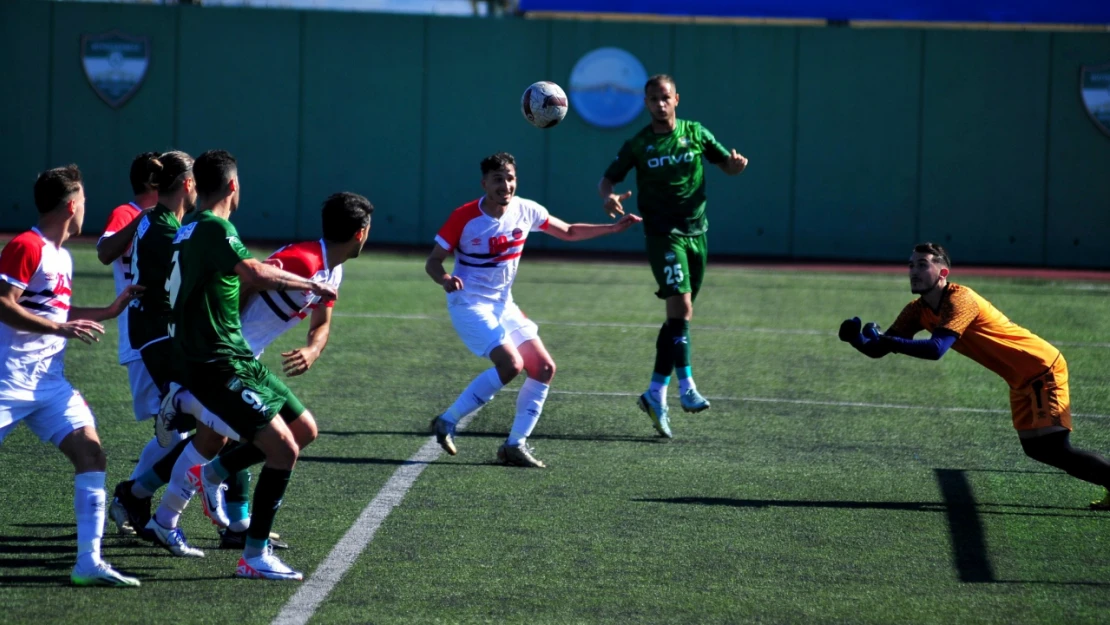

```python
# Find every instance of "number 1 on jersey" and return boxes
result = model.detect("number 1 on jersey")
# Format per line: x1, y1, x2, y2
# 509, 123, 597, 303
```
166, 250, 182, 337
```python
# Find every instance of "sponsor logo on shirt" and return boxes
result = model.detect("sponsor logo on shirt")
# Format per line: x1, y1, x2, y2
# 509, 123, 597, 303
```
173, 222, 197, 243
647, 153, 695, 169
488, 234, 517, 256
511, 228, 523, 240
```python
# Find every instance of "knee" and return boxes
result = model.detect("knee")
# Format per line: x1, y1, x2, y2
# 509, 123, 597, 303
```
497, 355, 525, 383
275, 439, 300, 468
293, 412, 319, 448
83, 445, 108, 473
62, 430, 106, 472
533, 358, 556, 384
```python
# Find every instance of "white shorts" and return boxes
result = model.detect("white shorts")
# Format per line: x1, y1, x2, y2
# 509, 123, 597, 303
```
0, 383, 97, 447
448, 300, 540, 358
127, 359, 161, 421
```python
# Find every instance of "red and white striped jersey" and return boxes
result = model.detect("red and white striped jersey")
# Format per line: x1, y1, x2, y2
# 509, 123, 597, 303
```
0, 228, 74, 398
240, 239, 341, 357
99, 202, 143, 364
434, 197, 549, 304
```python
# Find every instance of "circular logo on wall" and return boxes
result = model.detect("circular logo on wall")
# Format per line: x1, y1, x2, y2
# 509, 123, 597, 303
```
569, 47, 648, 129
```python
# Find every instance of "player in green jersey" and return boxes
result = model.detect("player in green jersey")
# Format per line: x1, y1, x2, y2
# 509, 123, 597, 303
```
163, 149, 336, 580
106, 152, 199, 543
598, 74, 748, 438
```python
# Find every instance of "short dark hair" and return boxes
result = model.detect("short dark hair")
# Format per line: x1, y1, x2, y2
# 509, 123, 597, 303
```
194, 150, 238, 196
321, 192, 374, 242
480, 152, 516, 176
33, 165, 82, 214
148, 151, 194, 194
129, 152, 160, 194
913, 242, 951, 268
645, 74, 676, 94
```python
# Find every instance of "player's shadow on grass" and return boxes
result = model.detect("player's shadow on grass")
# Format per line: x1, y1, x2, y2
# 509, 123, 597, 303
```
318, 429, 659, 443
638, 468, 1109, 586
298, 455, 491, 467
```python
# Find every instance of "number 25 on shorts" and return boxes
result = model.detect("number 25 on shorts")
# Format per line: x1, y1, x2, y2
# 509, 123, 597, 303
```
663, 263, 684, 285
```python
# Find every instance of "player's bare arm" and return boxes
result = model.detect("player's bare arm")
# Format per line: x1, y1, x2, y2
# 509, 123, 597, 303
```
235, 258, 337, 302
598, 177, 633, 219
95, 209, 150, 265
716, 149, 749, 176
543, 214, 642, 242
282, 304, 331, 377
425, 244, 463, 293
69, 284, 145, 324
0, 281, 106, 344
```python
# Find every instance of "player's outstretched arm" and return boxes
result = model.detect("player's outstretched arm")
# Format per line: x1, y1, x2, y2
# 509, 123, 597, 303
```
543, 214, 642, 242
838, 317, 891, 359
425, 245, 463, 293
96, 209, 149, 265
235, 258, 337, 302
283, 305, 331, 377
0, 282, 107, 344
70, 284, 145, 324
598, 177, 632, 219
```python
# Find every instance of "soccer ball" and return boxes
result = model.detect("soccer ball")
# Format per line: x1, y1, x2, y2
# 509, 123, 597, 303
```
521, 81, 569, 129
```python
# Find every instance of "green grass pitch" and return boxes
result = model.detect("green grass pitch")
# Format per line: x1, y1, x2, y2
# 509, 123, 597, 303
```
1, 243, 1108, 624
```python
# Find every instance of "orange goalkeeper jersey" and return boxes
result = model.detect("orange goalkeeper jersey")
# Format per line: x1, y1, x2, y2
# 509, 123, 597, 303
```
886, 283, 1059, 388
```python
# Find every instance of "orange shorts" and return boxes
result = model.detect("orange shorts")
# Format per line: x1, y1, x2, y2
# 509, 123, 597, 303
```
1009, 355, 1071, 433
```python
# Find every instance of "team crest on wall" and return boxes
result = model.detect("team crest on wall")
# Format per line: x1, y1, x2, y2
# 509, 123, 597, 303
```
81, 31, 150, 109
1080, 64, 1110, 138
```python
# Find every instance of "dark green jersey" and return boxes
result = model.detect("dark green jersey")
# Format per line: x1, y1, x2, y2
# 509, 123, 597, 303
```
603, 119, 729, 236
127, 204, 181, 349
169, 210, 254, 363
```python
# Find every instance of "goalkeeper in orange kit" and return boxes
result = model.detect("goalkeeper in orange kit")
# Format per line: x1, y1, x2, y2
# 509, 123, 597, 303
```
840, 242, 1110, 509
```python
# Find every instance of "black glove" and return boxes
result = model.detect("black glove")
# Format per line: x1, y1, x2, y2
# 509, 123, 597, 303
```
838, 317, 862, 343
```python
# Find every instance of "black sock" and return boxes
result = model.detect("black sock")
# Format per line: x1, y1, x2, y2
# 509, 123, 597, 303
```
246, 467, 293, 552
213, 440, 267, 477
653, 323, 674, 378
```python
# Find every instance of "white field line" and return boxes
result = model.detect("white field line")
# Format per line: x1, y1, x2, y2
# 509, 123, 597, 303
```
333, 311, 1110, 349
270, 413, 474, 625
547, 389, 1110, 420
271, 386, 1107, 623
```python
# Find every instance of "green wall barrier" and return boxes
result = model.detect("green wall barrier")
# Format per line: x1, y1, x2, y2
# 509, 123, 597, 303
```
2, 1, 1107, 267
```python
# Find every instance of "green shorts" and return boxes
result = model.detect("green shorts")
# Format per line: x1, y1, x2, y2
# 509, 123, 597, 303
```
181, 357, 306, 441
645, 233, 708, 301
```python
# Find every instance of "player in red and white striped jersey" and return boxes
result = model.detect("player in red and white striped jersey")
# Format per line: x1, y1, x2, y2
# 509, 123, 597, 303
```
426, 152, 641, 467
0, 165, 144, 587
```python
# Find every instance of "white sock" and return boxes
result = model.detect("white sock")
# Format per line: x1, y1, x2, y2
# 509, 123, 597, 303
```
177, 390, 205, 417
648, 380, 669, 403
506, 378, 549, 446
678, 377, 696, 395
443, 367, 504, 424
154, 442, 209, 529
75, 472, 106, 569
228, 518, 250, 532
129, 432, 184, 482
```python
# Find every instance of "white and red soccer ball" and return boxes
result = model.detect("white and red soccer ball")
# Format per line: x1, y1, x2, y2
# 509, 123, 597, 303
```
521, 81, 568, 129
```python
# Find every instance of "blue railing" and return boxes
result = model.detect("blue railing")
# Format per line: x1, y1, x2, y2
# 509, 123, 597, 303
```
520, 0, 1110, 25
